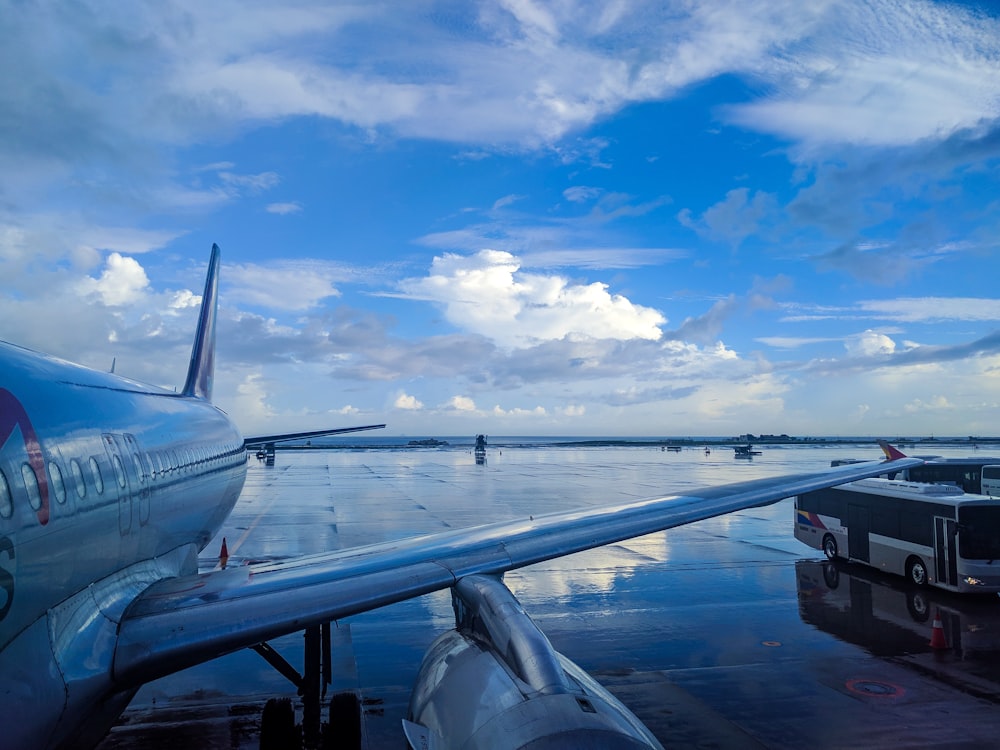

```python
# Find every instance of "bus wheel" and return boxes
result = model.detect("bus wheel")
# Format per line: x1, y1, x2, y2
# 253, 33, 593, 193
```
822, 561, 840, 589
907, 590, 930, 622
822, 534, 838, 560
907, 557, 928, 587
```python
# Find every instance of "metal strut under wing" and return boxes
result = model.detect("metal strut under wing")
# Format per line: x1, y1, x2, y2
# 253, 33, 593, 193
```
113, 453, 922, 688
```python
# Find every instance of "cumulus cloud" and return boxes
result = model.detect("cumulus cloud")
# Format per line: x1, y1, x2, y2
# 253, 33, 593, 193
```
845, 330, 896, 357
394, 392, 424, 410
77, 253, 150, 306
397, 250, 665, 347
443, 395, 477, 411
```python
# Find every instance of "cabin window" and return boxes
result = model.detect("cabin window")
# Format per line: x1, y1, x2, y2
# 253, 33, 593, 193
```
21, 463, 41, 511
112, 455, 127, 489
0, 470, 12, 519
132, 454, 145, 484
89, 457, 104, 495
49, 461, 67, 505
70, 459, 86, 499
143, 453, 154, 480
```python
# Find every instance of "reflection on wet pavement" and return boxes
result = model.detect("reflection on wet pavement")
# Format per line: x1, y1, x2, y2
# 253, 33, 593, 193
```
98, 445, 1000, 748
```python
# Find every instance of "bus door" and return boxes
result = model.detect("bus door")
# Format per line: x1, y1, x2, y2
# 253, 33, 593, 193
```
848, 504, 871, 562
934, 517, 959, 587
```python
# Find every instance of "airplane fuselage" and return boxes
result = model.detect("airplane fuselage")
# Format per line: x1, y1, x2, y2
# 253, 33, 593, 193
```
0, 340, 247, 748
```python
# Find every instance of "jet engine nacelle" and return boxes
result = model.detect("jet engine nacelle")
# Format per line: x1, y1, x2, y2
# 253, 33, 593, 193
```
404, 575, 662, 750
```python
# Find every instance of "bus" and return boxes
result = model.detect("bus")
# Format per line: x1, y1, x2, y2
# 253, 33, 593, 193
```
795, 478, 1000, 593
831, 456, 1000, 494
902, 458, 1000, 495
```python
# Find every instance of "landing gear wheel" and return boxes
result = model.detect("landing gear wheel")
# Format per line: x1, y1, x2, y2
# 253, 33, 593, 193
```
325, 692, 361, 749
907, 557, 928, 587
822, 534, 838, 560
260, 697, 300, 750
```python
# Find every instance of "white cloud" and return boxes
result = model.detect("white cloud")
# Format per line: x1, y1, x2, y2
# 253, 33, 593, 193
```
77, 253, 150, 307
859, 298, 1000, 323
397, 250, 665, 348
443, 395, 477, 411
226, 262, 342, 311
563, 186, 602, 203
845, 330, 896, 357
266, 202, 303, 215
756, 336, 835, 349
678, 188, 777, 245
218, 170, 280, 194
492, 194, 524, 210
169, 289, 201, 311
903, 395, 953, 414
727, 1, 1000, 147
394, 392, 424, 410
75, 227, 185, 256
232, 371, 277, 423
492, 404, 547, 417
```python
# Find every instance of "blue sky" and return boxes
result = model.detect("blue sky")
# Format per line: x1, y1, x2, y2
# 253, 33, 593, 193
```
2, 0, 1000, 437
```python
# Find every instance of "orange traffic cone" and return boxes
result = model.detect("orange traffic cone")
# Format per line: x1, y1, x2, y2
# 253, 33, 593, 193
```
929, 608, 947, 650
219, 537, 229, 568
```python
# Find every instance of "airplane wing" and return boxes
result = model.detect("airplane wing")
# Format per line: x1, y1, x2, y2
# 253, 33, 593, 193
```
113, 453, 920, 688
244, 423, 386, 447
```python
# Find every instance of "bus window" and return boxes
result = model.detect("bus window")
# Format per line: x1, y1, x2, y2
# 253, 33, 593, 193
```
958, 506, 1000, 560
982, 466, 1000, 499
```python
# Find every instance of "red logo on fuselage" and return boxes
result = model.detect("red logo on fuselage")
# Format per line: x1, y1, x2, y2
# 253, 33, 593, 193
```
0, 389, 49, 526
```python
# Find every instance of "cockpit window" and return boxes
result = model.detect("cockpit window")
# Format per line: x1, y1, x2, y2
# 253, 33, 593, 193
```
21, 463, 41, 511
0, 470, 12, 519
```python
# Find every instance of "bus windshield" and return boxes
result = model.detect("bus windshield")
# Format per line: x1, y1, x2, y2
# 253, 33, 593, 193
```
958, 505, 1000, 560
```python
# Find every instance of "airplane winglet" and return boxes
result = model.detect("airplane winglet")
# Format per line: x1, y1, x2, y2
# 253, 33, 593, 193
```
181, 244, 221, 401
878, 439, 907, 461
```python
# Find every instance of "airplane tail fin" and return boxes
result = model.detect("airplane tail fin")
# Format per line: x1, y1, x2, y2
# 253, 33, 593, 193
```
181, 244, 221, 401
878, 439, 907, 461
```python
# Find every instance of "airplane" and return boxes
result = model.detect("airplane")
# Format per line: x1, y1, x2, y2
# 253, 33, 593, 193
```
0, 244, 922, 749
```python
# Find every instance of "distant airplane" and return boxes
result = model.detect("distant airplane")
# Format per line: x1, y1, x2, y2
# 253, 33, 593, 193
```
0, 245, 922, 749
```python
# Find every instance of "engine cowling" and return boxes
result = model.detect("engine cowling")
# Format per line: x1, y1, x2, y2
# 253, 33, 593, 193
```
404, 575, 662, 750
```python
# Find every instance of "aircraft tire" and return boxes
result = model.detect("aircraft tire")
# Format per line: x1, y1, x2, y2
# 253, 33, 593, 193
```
260, 697, 300, 750
325, 691, 361, 749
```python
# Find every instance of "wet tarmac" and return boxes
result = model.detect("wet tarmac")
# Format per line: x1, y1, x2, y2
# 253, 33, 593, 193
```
97, 444, 1000, 749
